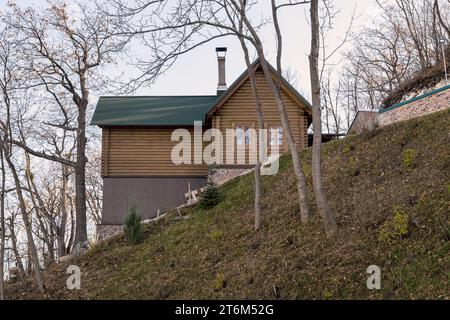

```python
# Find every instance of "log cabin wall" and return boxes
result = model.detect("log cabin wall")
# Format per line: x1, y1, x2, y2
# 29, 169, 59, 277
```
211, 69, 309, 161
101, 127, 208, 177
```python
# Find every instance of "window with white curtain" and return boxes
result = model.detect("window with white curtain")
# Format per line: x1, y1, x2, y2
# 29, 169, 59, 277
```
236, 126, 245, 146
269, 127, 283, 146
236, 126, 252, 146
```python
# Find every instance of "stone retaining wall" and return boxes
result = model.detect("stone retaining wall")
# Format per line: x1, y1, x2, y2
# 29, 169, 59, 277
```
209, 167, 253, 185
379, 87, 450, 127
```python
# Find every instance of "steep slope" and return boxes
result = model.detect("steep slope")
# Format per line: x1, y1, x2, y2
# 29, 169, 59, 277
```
7, 109, 450, 300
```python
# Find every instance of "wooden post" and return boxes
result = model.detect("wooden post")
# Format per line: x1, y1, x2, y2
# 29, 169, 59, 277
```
188, 182, 192, 202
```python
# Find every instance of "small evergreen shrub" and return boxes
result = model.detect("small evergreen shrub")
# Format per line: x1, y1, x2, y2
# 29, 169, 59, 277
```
199, 184, 222, 209
123, 206, 144, 245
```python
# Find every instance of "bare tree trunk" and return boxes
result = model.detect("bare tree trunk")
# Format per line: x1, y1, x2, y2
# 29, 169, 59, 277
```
271, 0, 311, 222
74, 101, 88, 250
58, 164, 69, 257
239, 5, 311, 222
5, 157, 44, 291
8, 216, 25, 275
24, 153, 60, 263
0, 146, 5, 300
309, 0, 337, 238
67, 202, 75, 254
260, 56, 311, 223
48, 225, 55, 264
238, 35, 265, 231
259, 56, 310, 223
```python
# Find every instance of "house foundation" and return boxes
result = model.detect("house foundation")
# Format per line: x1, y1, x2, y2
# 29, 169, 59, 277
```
209, 167, 253, 185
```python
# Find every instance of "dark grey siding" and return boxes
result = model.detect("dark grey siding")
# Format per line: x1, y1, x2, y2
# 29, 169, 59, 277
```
102, 177, 207, 224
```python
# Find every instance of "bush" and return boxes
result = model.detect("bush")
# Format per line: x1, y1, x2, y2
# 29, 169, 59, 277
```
379, 206, 410, 244
213, 272, 226, 291
123, 206, 144, 245
209, 230, 223, 241
198, 184, 222, 209
402, 148, 417, 169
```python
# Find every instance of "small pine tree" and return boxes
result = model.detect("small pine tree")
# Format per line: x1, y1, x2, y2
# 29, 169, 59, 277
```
123, 206, 144, 245
198, 184, 222, 209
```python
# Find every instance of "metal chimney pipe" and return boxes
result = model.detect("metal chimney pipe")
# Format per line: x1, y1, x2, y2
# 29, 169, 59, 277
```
216, 47, 227, 95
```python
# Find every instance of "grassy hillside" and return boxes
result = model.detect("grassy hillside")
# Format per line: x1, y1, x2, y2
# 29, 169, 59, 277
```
7, 109, 450, 300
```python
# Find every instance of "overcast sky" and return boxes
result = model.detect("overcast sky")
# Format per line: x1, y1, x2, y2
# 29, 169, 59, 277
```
3, 0, 378, 100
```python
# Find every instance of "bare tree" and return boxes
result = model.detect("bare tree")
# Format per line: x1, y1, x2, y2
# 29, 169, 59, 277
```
0, 134, 5, 299
342, 0, 450, 111
0, 27, 45, 291
435, 0, 450, 38
270, 0, 311, 222
234, 17, 265, 231
316, 0, 354, 134
0, 56, 44, 292
322, 73, 344, 134
309, 0, 337, 238
86, 154, 102, 225
5, 2, 130, 250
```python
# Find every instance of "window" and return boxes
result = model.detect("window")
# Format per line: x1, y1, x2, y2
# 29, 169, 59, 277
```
245, 128, 251, 145
236, 126, 245, 146
236, 126, 252, 146
269, 127, 283, 146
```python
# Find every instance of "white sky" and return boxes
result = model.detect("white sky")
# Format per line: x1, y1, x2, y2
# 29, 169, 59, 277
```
3, 0, 378, 100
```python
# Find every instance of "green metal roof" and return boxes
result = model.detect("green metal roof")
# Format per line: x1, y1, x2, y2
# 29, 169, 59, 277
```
91, 60, 312, 127
91, 95, 219, 126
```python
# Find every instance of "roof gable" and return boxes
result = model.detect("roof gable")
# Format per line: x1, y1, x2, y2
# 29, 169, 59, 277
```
206, 59, 312, 119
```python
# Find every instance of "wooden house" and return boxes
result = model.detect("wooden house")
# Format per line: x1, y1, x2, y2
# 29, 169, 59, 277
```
91, 48, 313, 233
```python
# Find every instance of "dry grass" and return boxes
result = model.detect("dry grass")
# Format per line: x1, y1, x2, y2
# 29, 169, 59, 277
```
6, 109, 450, 300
